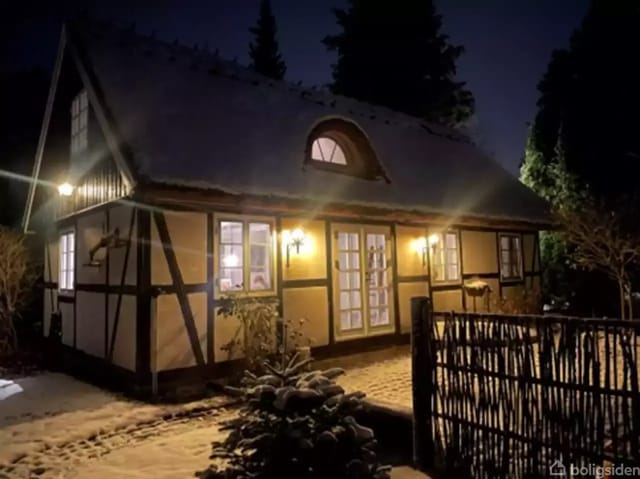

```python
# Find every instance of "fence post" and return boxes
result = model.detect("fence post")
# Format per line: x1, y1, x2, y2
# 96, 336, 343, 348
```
411, 296, 435, 472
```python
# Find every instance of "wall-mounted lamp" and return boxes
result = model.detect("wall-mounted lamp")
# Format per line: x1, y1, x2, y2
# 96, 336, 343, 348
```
414, 236, 428, 267
57, 182, 74, 197
285, 228, 306, 267
414, 234, 441, 267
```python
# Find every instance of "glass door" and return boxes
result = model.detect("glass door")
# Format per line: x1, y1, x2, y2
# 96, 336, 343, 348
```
334, 226, 394, 339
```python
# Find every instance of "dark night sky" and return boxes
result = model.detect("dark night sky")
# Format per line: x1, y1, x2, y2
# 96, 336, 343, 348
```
3, 0, 589, 175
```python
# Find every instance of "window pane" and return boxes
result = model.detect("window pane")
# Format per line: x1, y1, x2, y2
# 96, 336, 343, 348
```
501, 236, 510, 249
339, 272, 349, 289
349, 233, 359, 249
351, 291, 361, 309
350, 272, 360, 289
350, 311, 362, 329
340, 311, 351, 331
331, 144, 347, 165
249, 223, 271, 291
221, 221, 242, 244
446, 233, 457, 249
447, 264, 459, 281
340, 291, 350, 310
338, 232, 349, 250
350, 253, 360, 269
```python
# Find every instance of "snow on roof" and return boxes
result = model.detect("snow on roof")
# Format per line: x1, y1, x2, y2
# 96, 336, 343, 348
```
69, 20, 551, 225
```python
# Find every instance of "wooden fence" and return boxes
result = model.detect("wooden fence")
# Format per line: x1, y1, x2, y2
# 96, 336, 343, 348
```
411, 297, 640, 478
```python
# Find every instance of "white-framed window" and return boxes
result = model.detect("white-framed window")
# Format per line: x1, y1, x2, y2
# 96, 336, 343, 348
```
71, 90, 88, 155
59, 231, 75, 291
218, 219, 274, 293
499, 234, 523, 280
311, 136, 347, 165
430, 231, 460, 283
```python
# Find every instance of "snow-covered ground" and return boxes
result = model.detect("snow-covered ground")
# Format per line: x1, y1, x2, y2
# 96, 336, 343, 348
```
0, 371, 425, 479
0, 373, 234, 478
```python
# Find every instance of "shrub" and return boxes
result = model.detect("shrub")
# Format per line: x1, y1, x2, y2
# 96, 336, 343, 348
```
219, 294, 312, 372
197, 354, 391, 479
0, 227, 36, 358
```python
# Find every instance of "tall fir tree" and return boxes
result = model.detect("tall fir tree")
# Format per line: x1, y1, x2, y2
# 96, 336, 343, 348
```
248, 0, 287, 80
323, 0, 474, 127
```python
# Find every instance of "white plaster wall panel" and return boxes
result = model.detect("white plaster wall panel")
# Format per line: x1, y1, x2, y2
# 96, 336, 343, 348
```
108, 205, 138, 286
75, 292, 106, 358
45, 238, 59, 284
43, 289, 54, 337
77, 212, 107, 284
155, 292, 207, 371
108, 294, 136, 371
60, 301, 74, 346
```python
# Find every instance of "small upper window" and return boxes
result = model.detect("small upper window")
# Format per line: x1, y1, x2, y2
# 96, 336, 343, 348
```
71, 90, 88, 155
499, 234, 523, 280
311, 137, 347, 165
430, 231, 460, 283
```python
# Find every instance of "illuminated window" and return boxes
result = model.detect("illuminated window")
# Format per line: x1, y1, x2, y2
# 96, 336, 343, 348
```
311, 136, 347, 165
219, 220, 273, 292
59, 231, 75, 291
430, 232, 460, 282
71, 90, 88, 155
499, 234, 523, 280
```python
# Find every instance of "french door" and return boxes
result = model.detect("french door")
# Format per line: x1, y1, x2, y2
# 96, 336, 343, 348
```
332, 225, 395, 339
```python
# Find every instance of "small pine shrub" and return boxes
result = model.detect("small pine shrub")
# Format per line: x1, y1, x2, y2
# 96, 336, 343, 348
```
197, 354, 391, 479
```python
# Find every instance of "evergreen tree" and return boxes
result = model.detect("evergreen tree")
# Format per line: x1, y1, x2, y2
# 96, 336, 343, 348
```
248, 0, 287, 80
323, 0, 474, 127
521, 0, 640, 315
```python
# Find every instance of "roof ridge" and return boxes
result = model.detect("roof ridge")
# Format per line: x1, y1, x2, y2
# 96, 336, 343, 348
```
68, 16, 473, 146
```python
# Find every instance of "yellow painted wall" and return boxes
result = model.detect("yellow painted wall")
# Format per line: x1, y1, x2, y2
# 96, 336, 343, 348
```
108, 206, 138, 286
77, 211, 107, 284
60, 301, 74, 346
152, 211, 207, 286
282, 286, 329, 347
398, 281, 429, 333
523, 234, 539, 273
432, 289, 463, 312
108, 294, 136, 371
154, 292, 207, 371
395, 226, 427, 278
461, 230, 498, 275
76, 291, 105, 358
281, 219, 326, 281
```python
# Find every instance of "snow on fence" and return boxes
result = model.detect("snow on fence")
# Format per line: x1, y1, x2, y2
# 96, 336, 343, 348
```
410, 297, 640, 479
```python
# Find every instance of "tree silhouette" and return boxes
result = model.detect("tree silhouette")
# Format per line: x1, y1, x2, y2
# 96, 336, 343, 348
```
323, 0, 474, 127
248, 0, 287, 80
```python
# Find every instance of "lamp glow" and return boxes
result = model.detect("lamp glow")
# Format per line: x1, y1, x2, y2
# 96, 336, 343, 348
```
428, 233, 440, 246
284, 228, 307, 267
58, 182, 74, 196
222, 253, 239, 268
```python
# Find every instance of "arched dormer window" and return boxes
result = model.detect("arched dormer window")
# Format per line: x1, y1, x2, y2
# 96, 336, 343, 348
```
311, 137, 347, 165
305, 119, 389, 182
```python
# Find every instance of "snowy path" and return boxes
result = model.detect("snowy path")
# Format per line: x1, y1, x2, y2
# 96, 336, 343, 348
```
0, 369, 423, 478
